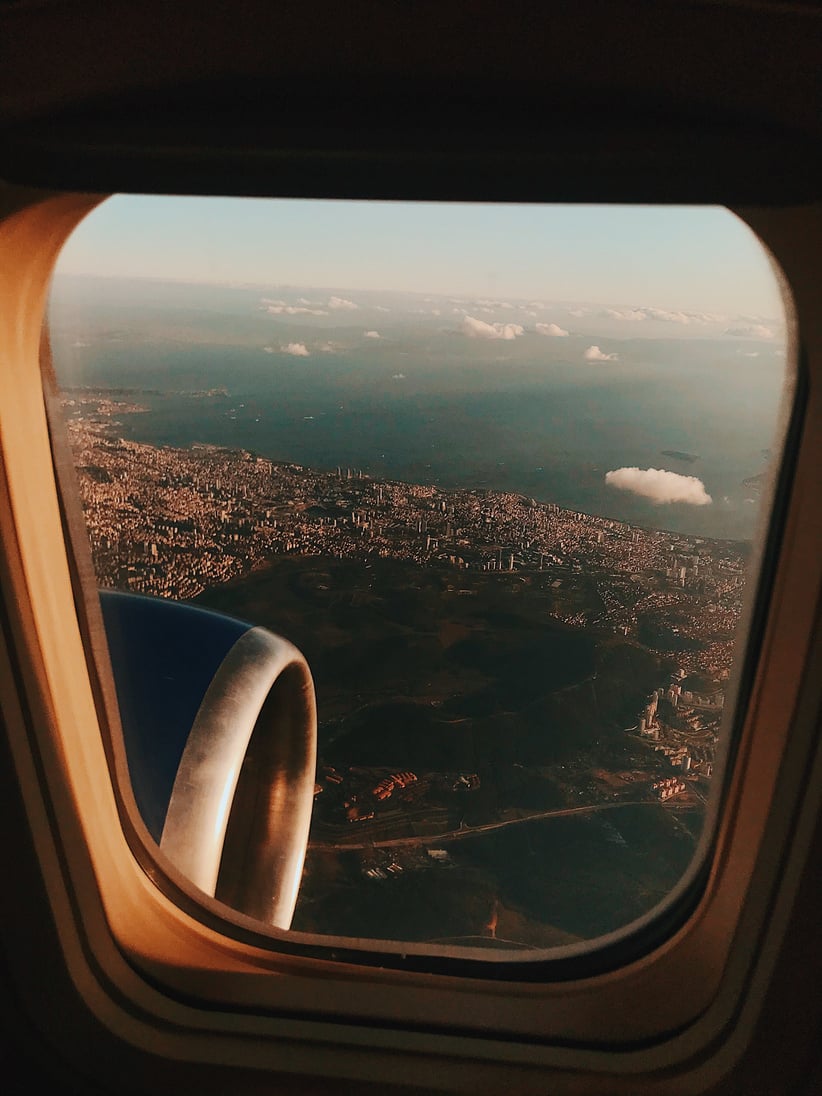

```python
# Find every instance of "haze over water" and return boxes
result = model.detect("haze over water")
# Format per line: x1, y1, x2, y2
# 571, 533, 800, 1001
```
50, 273, 789, 542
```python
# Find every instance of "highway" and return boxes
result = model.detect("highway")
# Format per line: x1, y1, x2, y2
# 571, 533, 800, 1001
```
309, 796, 697, 852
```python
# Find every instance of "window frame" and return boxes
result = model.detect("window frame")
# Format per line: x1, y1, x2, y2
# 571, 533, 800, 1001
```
1, 182, 822, 1092
41, 195, 802, 987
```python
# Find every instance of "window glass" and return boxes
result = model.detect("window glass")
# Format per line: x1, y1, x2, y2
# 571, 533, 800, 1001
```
48, 198, 791, 955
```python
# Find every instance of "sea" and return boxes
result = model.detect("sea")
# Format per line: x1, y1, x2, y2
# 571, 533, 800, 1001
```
49, 276, 792, 543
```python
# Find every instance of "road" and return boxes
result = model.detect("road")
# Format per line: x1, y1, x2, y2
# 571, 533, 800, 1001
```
309, 796, 697, 852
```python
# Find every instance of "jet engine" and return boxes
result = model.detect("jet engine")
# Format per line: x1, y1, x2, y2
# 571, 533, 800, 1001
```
99, 590, 317, 929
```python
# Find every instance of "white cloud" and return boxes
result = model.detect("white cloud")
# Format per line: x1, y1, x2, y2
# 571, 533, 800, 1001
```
536, 322, 569, 337
601, 305, 725, 325
462, 315, 524, 340
281, 342, 310, 357
725, 323, 775, 339
393, 373, 406, 380
265, 304, 327, 316
328, 296, 358, 310
584, 345, 618, 361
568, 308, 589, 318
364, 330, 381, 338
603, 308, 648, 322
645, 307, 690, 324
375, 305, 390, 312
605, 467, 712, 506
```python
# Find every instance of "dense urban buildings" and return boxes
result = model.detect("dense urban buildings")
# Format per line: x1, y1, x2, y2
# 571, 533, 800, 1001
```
67, 391, 744, 679
65, 389, 741, 943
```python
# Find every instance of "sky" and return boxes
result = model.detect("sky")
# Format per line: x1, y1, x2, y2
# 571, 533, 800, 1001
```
58, 197, 785, 321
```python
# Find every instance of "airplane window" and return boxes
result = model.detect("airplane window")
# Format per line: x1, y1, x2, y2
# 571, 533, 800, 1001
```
46, 197, 792, 958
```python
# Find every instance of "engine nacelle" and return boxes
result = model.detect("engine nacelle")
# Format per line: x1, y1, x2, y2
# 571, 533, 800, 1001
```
100, 590, 317, 929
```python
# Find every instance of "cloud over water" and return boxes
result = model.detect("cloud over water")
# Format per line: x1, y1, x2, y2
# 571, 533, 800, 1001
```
605, 467, 712, 506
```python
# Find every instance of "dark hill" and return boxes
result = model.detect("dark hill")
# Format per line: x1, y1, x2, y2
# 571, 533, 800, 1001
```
197, 555, 660, 771
323, 639, 658, 771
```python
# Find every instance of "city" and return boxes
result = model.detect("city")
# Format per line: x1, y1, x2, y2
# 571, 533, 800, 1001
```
66, 388, 746, 680
64, 387, 742, 942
